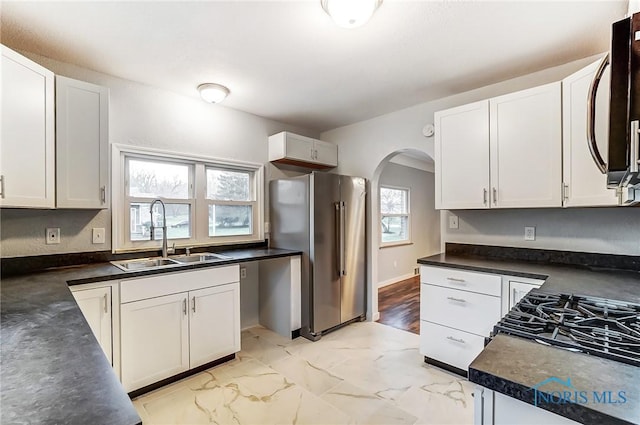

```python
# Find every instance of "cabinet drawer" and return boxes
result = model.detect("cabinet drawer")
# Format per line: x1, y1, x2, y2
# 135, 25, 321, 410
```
420, 284, 501, 336
121, 265, 239, 303
420, 321, 485, 372
420, 265, 501, 296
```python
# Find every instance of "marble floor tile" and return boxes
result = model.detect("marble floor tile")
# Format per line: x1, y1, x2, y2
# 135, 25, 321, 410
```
133, 322, 474, 425
270, 354, 344, 396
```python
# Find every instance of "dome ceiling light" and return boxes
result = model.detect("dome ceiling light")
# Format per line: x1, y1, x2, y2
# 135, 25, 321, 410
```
197, 83, 230, 104
320, 0, 383, 29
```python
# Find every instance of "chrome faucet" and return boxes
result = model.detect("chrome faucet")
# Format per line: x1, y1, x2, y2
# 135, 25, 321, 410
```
149, 199, 171, 258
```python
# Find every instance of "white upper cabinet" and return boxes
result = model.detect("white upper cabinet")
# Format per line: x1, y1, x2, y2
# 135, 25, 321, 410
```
489, 82, 562, 208
562, 58, 618, 207
435, 101, 490, 209
269, 131, 338, 169
0, 45, 55, 208
56, 76, 109, 208
435, 82, 562, 209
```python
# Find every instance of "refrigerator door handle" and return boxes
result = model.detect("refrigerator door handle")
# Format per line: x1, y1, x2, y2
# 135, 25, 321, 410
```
335, 202, 342, 277
340, 201, 346, 276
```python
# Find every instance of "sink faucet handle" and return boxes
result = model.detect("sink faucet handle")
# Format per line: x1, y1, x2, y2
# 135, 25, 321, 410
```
185, 247, 191, 256
168, 242, 176, 255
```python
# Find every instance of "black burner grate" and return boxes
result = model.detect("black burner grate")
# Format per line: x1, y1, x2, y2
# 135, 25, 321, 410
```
492, 291, 640, 367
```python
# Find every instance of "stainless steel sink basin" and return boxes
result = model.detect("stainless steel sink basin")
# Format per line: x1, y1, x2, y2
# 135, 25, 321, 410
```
112, 257, 180, 271
171, 253, 232, 264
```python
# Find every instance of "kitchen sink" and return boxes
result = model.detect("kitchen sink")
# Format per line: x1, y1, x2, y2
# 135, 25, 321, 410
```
171, 253, 232, 264
111, 257, 180, 271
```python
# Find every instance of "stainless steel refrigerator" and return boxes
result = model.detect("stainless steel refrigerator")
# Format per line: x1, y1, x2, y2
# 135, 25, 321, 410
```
270, 172, 367, 341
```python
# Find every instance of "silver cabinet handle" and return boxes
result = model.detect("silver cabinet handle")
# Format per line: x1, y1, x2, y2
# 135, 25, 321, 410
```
492, 187, 497, 205
586, 54, 609, 174
447, 277, 466, 283
447, 336, 466, 344
483, 188, 488, 205
447, 296, 467, 303
103, 293, 108, 313
0, 175, 4, 199
192, 296, 196, 313
310, 147, 315, 160
631, 120, 639, 174
563, 183, 569, 201
183, 298, 187, 315
100, 186, 106, 204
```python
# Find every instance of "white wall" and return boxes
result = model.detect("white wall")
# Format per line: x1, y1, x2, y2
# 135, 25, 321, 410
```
0, 51, 318, 258
377, 163, 439, 286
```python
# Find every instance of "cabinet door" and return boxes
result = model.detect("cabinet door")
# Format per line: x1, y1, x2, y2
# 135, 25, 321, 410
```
72, 286, 112, 364
562, 59, 618, 207
0, 46, 55, 208
189, 282, 240, 369
508, 281, 540, 310
284, 133, 315, 162
56, 76, 109, 208
435, 100, 490, 209
121, 293, 189, 392
490, 82, 562, 208
313, 139, 338, 167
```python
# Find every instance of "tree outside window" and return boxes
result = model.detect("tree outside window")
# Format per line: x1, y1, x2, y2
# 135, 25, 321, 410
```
380, 186, 410, 246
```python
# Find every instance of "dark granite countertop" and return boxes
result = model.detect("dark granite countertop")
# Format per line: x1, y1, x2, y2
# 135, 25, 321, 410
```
418, 253, 640, 304
470, 335, 640, 425
1, 247, 301, 425
417, 248, 640, 425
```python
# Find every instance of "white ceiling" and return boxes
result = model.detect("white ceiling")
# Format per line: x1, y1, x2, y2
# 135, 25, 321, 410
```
0, 1, 628, 132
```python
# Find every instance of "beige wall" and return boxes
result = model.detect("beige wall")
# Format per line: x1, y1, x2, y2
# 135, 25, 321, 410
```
377, 163, 439, 286
0, 51, 318, 258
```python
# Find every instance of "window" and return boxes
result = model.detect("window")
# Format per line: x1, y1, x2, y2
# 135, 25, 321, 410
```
113, 145, 263, 252
126, 158, 193, 241
380, 186, 410, 246
206, 168, 255, 237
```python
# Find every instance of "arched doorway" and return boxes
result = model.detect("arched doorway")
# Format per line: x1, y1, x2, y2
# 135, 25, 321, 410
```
367, 148, 439, 332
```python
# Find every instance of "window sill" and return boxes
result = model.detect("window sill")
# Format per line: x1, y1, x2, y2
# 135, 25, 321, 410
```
379, 241, 413, 249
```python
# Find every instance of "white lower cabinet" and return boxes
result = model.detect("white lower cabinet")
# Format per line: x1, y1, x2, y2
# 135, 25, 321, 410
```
420, 321, 485, 371
508, 280, 541, 309
420, 265, 502, 372
475, 387, 580, 425
119, 265, 240, 392
189, 283, 241, 369
121, 293, 190, 392
71, 285, 113, 364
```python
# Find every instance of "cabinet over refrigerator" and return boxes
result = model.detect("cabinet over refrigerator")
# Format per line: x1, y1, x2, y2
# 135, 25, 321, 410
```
270, 172, 367, 341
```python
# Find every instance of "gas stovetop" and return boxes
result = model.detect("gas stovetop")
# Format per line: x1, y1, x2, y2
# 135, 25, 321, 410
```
492, 291, 640, 367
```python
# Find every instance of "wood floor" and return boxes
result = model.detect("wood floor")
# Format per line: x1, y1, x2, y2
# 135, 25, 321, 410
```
377, 275, 420, 334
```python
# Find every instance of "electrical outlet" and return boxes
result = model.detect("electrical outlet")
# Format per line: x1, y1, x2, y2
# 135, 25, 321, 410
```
524, 226, 536, 241
414, 267, 420, 275
449, 215, 459, 229
240, 267, 247, 279
46, 228, 60, 244
92, 228, 106, 244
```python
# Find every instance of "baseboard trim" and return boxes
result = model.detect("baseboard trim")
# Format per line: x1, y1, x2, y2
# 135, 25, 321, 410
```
377, 272, 416, 288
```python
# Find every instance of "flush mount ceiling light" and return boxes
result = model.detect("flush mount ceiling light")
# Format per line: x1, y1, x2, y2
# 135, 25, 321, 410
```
197, 83, 230, 104
321, 0, 383, 29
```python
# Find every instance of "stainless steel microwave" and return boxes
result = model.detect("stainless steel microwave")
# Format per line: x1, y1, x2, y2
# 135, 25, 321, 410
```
588, 12, 639, 189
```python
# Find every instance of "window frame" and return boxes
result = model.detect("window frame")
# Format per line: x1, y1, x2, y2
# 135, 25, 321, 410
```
112, 144, 264, 253
379, 184, 412, 248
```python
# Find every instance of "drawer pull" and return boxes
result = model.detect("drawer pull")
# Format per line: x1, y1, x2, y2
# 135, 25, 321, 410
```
447, 336, 466, 344
447, 277, 466, 284
447, 296, 467, 303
